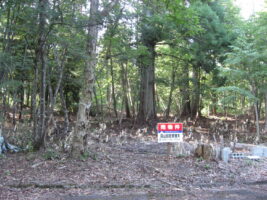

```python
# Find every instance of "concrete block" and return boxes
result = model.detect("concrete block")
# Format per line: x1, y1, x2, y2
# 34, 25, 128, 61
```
230, 153, 246, 159
247, 156, 261, 160
214, 146, 221, 160
263, 147, 267, 157
221, 147, 232, 163
251, 147, 264, 157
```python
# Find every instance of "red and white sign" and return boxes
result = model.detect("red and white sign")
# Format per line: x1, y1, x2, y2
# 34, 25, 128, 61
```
157, 123, 183, 143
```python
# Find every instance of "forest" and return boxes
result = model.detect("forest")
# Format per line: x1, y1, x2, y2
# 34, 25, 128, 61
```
0, 0, 267, 199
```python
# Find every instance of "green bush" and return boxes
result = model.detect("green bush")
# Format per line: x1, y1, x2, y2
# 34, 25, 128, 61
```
43, 149, 60, 160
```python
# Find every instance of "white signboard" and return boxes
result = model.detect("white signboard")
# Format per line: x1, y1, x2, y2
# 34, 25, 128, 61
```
157, 123, 183, 143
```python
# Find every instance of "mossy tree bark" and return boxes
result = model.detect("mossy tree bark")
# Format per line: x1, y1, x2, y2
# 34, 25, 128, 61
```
138, 42, 157, 122
71, 0, 99, 157
71, 0, 118, 157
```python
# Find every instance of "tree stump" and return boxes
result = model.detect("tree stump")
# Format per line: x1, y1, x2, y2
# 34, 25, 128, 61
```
195, 143, 220, 160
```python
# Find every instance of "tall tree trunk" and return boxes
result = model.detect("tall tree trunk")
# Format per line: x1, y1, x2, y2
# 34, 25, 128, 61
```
3, 4, 11, 52
96, 80, 104, 115
71, 0, 118, 157
105, 43, 117, 117
125, 63, 135, 117
60, 86, 69, 136
105, 52, 111, 115
1, 84, 7, 122
254, 103, 260, 143
110, 56, 117, 117
26, 84, 30, 108
34, 0, 48, 150
265, 90, 267, 131
106, 71, 112, 115
1, 3, 12, 122
47, 49, 66, 131
45, 49, 66, 143
71, 0, 100, 157
251, 83, 260, 143
105, 13, 122, 118
18, 44, 28, 121
32, 58, 38, 135
19, 86, 24, 121
180, 66, 191, 117
12, 93, 17, 125
93, 86, 100, 115
166, 65, 176, 118
121, 63, 131, 118
191, 65, 200, 119
138, 43, 157, 122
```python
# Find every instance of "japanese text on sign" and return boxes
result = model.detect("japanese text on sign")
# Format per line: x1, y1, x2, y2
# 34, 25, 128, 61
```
157, 123, 183, 143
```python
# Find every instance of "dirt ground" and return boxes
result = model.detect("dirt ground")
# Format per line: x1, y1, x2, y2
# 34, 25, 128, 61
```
1, 137, 267, 200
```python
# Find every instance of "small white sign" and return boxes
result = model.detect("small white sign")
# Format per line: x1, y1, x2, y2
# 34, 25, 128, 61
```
157, 123, 183, 143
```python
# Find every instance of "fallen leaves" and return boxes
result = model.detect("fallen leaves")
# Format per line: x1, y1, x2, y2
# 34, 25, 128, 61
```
0, 141, 266, 200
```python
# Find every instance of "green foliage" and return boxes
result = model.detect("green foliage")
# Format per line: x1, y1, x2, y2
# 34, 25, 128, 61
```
215, 86, 258, 102
196, 157, 204, 162
25, 141, 35, 152
0, 80, 23, 93
25, 152, 37, 161
0, 154, 6, 159
4, 170, 11, 176
175, 154, 186, 158
80, 151, 97, 161
204, 164, 211, 170
189, 0, 235, 72
43, 149, 61, 160
244, 159, 254, 166
140, 12, 170, 45
218, 17, 267, 105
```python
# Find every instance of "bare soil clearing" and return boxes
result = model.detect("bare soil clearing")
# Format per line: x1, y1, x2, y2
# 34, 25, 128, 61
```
0, 138, 266, 200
